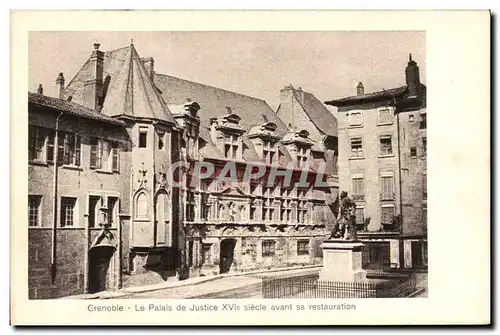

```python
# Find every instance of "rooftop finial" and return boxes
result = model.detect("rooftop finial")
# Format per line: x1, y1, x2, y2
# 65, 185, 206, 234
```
409, 53, 413, 62
93, 42, 100, 50
131, 39, 134, 46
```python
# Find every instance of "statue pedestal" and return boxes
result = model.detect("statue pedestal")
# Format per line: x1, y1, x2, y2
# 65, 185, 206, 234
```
319, 240, 366, 282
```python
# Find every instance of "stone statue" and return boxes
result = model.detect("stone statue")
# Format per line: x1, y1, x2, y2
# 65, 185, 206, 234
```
329, 191, 358, 240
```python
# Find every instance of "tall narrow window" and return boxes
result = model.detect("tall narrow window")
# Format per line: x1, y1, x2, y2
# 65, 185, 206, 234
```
136, 193, 148, 218
60, 197, 77, 227
107, 197, 119, 226
352, 177, 364, 201
350, 138, 363, 157
381, 175, 394, 200
88, 196, 100, 228
380, 135, 393, 155
139, 129, 148, 148
263, 140, 277, 165
186, 191, 195, 222
28, 195, 42, 227
296, 146, 308, 168
90, 137, 98, 169
224, 134, 239, 159
111, 141, 120, 172
422, 137, 427, 156
355, 207, 364, 226
420, 113, 427, 130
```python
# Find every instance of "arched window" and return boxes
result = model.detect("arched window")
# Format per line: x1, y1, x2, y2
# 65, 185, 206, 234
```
136, 192, 148, 218
156, 193, 166, 224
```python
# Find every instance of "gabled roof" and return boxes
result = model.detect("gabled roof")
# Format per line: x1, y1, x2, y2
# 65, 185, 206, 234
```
325, 86, 408, 107
63, 45, 176, 124
153, 73, 288, 135
294, 89, 338, 137
28, 92, 126, 126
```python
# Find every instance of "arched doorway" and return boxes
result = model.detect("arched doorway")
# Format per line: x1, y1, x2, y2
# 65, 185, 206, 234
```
219, 239, 237, 274
88, 246, 115, 293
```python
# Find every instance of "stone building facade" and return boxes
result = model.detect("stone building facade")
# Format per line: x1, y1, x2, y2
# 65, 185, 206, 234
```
28, 42, 339, 298
325, 55, 427, 270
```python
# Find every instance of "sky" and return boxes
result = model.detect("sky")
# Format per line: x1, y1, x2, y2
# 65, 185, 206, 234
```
29, 31, 425, 113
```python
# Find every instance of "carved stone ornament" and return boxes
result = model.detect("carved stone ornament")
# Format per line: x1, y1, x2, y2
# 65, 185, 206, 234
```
137, 162, 148, 189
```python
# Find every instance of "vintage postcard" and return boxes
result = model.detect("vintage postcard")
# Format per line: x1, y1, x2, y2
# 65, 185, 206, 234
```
10, 10, 490, 326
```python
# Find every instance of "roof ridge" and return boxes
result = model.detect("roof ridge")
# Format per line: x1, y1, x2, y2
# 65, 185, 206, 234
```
154, 72, 269, 104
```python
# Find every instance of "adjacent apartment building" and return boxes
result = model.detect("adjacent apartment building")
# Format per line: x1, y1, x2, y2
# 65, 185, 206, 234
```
325, 54, 427, 270
28, 42, 339, 298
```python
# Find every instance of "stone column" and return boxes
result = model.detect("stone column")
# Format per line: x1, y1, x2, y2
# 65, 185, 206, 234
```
403, 240, 413, 268
194, 193, 202, 221
291, 201, 298, 224
273, 200, 281, 223
390, 240, 400, 268
254, 199, 263, 222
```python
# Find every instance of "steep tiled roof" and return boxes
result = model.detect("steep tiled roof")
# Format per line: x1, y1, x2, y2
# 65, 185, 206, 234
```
325, 86, 408, 106
63, 45, 176, 124
154, 73, 288, 135
294, 90, 338, 137
28, 92, 126, 126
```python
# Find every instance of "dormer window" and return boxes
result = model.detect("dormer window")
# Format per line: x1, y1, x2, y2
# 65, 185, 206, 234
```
263, 140, 277, 164
297, 145, 309, 168
224, 133, 240, 160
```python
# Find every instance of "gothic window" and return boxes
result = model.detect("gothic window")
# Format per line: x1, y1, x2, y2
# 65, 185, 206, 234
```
186, 191, 195, 222
135, 192, 148, 219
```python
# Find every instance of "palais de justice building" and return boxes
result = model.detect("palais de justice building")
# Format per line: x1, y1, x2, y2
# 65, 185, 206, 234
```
28, 42, 339, 298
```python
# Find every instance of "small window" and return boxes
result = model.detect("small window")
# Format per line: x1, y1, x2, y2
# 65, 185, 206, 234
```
262, 240, 276, 257
28, 195, 42, 227
409, 114, 415, 122
381, 206, 394, 224
350, 138, 363, 157
378, 108, 393, 124
60, 197, 77, 227
297, 240, 309, 256
410, 147, 417, 157
139, 131, 147, 148
158, 133, 164, 150
420, 114, 427, 130
352, 177, 364, 201
355, 207, 364, 226
380, 135, 393, 155
348, 111, 363, 127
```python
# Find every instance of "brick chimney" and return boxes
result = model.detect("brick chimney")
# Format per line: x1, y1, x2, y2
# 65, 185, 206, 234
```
83, 43, 104, 110
356, 82, 364, 96
141, 57, 155, 82
279, 84, 296, 130
55, 72, 65, 99
405, 53, 421, 97
37, 84, 43, 95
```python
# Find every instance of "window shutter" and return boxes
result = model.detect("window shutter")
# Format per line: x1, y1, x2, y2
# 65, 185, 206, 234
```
112, 142, 119, 172
57, 132, 65, 165
74, 135, 81, 166
28, 126, 36, 160
90, 138, 97, 169
46, 132, 54, 163
66, 133, 74, 165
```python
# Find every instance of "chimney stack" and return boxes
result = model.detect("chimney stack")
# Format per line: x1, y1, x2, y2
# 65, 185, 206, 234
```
141, 57, 155, 82
55, 72, 65, 99
356, 82, 364, 96
37, 84, 43, 95
405, 53, 421, 97
83, 42, 104, 110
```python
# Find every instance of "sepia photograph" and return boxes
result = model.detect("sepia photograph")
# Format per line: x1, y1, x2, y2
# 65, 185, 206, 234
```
10, 10, 490, 326
27, 30, 427, 300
